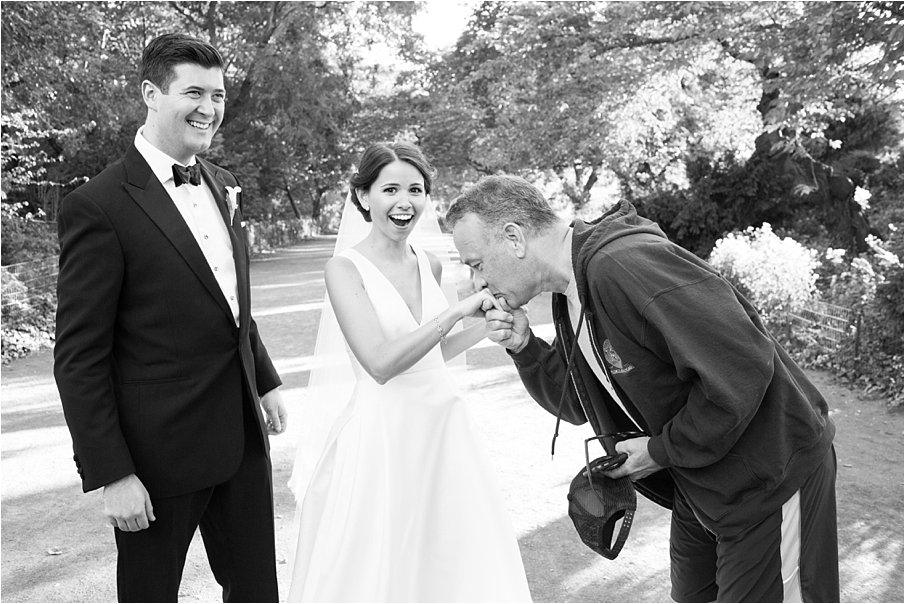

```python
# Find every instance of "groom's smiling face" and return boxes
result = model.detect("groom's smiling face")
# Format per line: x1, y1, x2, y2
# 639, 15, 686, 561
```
143, 63, 225, 164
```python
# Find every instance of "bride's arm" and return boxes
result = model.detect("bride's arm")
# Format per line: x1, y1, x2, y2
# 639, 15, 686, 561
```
424, 252, 492, 362
326, 256, 490, 385
440, 321, 487, 361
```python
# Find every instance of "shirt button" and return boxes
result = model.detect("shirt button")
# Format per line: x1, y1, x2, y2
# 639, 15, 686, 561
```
214, 266, 219, 272
230, 295, 236, 301
204, 234, 209, 240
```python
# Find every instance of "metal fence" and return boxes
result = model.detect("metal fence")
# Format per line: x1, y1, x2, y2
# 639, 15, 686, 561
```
789, 299, 860, 354
2, 257, 59, 315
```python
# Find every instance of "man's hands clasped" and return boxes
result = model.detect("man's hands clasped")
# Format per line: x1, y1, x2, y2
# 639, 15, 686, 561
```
483, 298, 530, 353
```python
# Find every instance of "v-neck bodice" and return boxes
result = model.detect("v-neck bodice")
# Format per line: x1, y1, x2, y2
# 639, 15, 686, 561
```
337, 245, 449, 378
344, 246, 424, 324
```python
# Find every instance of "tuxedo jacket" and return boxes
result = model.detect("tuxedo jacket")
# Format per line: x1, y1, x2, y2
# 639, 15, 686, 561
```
54, 144, 282, 498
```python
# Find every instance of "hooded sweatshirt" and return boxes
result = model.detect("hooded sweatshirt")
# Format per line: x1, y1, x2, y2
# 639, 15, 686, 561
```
510, 201, 835, 537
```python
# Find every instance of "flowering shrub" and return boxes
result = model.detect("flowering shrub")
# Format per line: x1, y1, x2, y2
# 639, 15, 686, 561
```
1, 202, 58, 264
816, 231, 903, 405
1, 290, 56, 364
710, 222, 902, 406
708, 224, 820, 328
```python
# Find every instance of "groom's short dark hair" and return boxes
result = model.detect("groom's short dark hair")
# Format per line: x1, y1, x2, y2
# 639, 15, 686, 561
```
446, 175, 558, 236
140, 33, 223, 92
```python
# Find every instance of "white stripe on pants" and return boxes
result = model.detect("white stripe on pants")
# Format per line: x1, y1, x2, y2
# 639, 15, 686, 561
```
781, 490, 803, 602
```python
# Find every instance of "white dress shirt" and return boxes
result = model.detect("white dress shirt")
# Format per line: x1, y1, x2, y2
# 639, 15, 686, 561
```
134, 128, 240, 326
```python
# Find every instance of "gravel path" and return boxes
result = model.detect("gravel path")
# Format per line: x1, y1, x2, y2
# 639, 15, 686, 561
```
2, 237, 901, 602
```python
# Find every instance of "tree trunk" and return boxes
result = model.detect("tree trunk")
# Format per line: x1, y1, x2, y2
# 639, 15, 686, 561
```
310, 186, 328, 221
562, 165, 600, 211
219, 2, 296, 130
581, 167, 599, 199
284, 182, 302, 219
310, 192, 322, 221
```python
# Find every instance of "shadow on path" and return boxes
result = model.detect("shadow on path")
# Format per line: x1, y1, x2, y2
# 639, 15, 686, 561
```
2, 237, 902, 602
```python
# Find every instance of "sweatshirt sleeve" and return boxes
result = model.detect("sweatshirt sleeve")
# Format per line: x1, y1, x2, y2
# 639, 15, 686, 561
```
639, 275, 776, 469
508, 330, 588, 426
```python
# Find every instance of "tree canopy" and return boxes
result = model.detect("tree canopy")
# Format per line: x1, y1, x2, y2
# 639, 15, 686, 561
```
1, 1, 901, 247
1, 0, 416, 221
415, 1, 902, 209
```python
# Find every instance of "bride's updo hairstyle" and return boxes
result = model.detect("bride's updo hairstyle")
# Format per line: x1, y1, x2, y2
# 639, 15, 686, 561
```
350, 142, 436, 222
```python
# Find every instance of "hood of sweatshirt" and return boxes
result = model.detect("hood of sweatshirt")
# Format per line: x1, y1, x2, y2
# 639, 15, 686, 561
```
571, 200, 668, 301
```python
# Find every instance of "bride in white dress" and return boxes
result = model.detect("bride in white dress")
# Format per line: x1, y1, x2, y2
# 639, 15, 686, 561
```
287, 142, 531, 602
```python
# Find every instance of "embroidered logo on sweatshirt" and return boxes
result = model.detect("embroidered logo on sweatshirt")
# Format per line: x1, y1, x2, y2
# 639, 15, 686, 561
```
603, 339, 634, 374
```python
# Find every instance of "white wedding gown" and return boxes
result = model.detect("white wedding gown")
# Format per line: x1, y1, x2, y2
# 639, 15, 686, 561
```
288, 245, 531, 602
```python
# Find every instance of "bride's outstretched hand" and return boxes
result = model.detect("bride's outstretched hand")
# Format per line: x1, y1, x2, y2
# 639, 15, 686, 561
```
454, 288, 499, 320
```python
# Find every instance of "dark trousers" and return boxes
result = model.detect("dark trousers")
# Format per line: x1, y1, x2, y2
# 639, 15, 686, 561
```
114, 402, 278, 602
670, 446, 839, 602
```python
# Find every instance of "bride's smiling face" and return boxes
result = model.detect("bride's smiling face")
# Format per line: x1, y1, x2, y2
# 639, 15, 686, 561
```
358, 160, 426, 240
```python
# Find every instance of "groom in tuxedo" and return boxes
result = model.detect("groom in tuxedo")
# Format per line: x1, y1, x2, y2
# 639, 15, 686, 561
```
54, 33, 287, 602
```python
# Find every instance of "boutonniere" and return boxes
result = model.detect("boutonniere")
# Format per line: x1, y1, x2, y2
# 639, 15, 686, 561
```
224, 186, 241, 226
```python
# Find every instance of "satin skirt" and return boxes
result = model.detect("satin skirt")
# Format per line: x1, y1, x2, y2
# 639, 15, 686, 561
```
288, 368, 531, 602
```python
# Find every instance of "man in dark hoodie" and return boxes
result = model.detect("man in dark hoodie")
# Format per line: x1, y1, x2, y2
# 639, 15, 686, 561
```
447, 175, 838, 602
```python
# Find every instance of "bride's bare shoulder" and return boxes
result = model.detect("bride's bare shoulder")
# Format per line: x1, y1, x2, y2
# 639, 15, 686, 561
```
325, 253, 355, 269
424, 250, 443, 284
325, 254, 361, 287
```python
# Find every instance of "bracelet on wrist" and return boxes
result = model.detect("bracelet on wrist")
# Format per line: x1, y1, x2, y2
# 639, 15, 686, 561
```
433, 315, 447, 343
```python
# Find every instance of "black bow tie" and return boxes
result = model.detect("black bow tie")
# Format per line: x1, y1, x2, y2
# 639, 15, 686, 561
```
172, 163, 201, 186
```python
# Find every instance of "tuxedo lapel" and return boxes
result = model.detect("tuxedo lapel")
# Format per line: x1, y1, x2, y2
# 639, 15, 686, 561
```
121, 145, 234, 322
198, 158, 250, 328
199, 160, 232, 227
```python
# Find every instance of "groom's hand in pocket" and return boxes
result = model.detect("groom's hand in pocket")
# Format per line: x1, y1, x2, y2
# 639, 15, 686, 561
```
485, 299, 530, 353
103, 473, 155, 532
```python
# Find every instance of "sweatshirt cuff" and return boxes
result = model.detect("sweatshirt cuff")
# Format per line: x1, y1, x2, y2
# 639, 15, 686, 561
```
647, 435, 673, 469
506, 330, 541, 367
